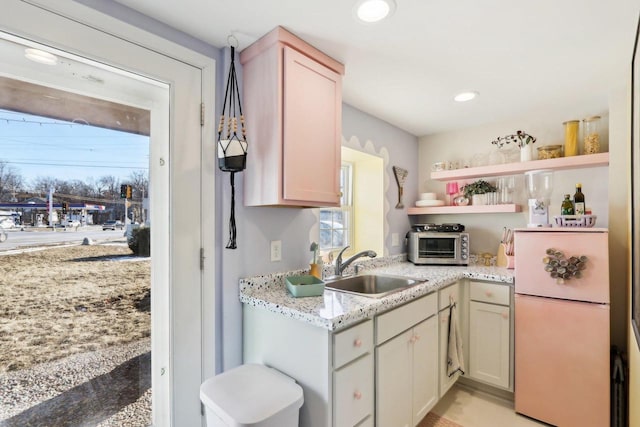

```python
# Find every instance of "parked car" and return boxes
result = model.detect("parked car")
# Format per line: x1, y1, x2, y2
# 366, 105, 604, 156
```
0, 218, 15, 229
103, 220, 124, 230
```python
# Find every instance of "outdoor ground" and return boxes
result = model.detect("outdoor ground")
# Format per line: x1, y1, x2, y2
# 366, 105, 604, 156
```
0, 243, 150, 373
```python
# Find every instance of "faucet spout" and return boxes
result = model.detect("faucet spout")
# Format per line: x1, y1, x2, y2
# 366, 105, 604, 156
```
334, 246, 377, 276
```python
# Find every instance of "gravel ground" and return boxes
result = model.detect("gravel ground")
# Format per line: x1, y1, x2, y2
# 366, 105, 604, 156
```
0, 338, 151, 426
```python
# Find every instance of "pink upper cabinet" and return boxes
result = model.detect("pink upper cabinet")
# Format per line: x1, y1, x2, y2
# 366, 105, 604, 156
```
514, 229, 609, 304
240, 27, 344, 208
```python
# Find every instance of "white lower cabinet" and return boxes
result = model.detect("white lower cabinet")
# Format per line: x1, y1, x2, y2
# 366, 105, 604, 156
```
334, 353, 374, 427
375, 294, 439, 427
468, 282, 512, 390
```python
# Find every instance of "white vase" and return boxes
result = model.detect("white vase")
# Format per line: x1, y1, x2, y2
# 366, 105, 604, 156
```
520, 144, 533, 162
471, 194, 485, 205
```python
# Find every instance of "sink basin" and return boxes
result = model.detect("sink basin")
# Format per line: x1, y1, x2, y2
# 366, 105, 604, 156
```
325, 274, 424, 298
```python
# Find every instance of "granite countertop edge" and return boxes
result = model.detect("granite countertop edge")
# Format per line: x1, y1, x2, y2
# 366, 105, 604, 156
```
239, 259, 514, 332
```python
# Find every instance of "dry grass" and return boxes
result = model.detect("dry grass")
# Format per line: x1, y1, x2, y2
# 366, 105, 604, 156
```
0, 244, 150, 372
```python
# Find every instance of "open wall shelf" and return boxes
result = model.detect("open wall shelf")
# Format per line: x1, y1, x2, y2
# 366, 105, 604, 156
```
430, 152, 609, 181
407, 204, 522, 215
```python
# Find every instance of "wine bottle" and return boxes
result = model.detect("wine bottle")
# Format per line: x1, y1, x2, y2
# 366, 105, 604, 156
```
561, 194, 574, 215
574, 184, 585, 215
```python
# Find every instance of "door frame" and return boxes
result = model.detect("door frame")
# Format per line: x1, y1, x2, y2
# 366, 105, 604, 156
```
0, 1, 216, 425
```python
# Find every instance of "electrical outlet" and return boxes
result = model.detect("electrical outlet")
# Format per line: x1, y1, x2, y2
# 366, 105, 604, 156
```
270, 240, 282, 262
392, 233, 400, 247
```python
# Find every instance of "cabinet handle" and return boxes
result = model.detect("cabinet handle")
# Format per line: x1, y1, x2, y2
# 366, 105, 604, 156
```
353, 339, 362, 348
353, 390, 362, 400
485, 290, 493, 297
502, 312, 509, 319
414, 334, 421, 341
409, 336, 416, 344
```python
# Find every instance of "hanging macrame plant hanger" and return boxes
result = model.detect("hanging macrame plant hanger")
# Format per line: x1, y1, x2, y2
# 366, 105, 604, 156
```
217, 35, 248, 249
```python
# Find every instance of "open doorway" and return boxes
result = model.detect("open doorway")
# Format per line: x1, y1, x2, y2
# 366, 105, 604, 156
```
0, 36, 161, 426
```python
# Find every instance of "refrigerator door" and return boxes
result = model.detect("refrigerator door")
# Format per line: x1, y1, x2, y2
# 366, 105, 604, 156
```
515, 294, 609, 427
514, 229, 609, 303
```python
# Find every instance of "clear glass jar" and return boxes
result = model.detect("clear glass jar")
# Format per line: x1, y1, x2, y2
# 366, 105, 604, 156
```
583, 116, 601, 154
563, 120, 579, 156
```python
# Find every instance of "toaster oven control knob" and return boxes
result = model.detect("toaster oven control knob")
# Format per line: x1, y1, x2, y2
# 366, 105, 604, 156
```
462, 235, 468, 241
462, 254, 468, 259
462, 242, 467, 248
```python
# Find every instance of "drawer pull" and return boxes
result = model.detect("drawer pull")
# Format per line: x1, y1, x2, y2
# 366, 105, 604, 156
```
354, 390, 362, 400
485, 290, 493, 297
502, 312, 509, 319
353, 339, 362, 348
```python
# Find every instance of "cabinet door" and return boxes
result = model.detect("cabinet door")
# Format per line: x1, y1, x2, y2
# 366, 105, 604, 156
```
469, 301, 510, 389
282, 46, 341, 206
412, 316, 439, 426
438, 309, 459, 398
376, 329, 413, 427
334, 354, 374, 427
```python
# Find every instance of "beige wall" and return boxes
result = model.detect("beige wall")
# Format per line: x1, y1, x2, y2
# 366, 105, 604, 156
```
630, 333, 639, 426
418, 89, 627, 351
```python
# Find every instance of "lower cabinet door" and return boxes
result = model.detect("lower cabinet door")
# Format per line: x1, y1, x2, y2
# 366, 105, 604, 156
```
334, 353, 374, 427
412, 316, 439, 426
376, 329, 413, 427
469, 301, 510, 389
439, 308, 459, 398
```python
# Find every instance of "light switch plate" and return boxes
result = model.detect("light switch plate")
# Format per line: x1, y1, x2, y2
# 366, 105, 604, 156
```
270, 240, 282, 262
392, 233, 400, 247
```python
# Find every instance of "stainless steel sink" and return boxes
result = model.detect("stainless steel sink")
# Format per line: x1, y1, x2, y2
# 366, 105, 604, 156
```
325, 274, 424, 298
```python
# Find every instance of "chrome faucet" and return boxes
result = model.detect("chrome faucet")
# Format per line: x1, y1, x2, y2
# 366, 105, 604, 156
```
334, 246, 377, 277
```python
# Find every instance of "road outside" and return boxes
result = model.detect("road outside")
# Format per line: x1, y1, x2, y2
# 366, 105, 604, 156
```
0, 226, 128, 252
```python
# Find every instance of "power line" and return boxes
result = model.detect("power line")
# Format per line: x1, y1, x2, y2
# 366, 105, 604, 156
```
6, 160, 148, 170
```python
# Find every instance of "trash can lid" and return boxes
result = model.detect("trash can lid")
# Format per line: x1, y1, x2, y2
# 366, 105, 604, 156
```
200, 364, 304, 426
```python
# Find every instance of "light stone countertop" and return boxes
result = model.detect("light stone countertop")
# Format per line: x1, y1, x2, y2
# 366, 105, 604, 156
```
239, 256, 514, 332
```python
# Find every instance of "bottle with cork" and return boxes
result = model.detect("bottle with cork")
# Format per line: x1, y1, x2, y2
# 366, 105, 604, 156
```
574, 184, 585, 215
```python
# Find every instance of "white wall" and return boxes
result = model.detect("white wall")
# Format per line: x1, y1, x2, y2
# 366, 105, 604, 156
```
419, 94, 628, 351
219, 104, 418, 370
418, 113, 610, 255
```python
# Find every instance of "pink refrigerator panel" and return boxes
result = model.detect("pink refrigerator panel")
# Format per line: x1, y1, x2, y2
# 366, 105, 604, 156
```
514, 230, 609, 303
515, 294, 610, 427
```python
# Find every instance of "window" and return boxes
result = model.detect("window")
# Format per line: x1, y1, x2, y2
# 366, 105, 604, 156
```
319, 163, 353, 252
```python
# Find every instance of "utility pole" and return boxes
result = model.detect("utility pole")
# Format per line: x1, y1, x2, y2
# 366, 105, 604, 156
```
49, 187, 54, 230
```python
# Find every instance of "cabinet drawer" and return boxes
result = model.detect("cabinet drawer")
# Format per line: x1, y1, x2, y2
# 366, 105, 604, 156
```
469, 281, 510, 306
334, 319, 373, 369
438, 282, 459, 311
376, 293, 437, 344
334, 353, 374, 427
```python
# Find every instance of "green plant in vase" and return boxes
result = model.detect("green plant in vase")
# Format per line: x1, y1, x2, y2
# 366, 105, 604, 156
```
462, 180, 497, 205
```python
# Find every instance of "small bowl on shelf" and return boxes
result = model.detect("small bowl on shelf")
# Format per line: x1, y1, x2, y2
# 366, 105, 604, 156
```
537, 145, 563, 160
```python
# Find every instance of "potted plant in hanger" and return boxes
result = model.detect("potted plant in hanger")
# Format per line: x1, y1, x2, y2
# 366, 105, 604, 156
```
462, 180, 497, 205
491, 130, 537, 162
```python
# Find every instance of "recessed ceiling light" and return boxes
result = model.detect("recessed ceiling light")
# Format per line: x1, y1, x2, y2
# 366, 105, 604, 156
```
24, 48, 58, 66
454, 91, 478, 102
354, 0, 396, 23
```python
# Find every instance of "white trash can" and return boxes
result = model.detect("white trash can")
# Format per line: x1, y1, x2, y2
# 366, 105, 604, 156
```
200, 364, 304, 427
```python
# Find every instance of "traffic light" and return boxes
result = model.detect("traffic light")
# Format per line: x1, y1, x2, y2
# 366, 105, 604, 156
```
126, 185, 132, 199
120, 184, 127, 199
61, 202, 68, 214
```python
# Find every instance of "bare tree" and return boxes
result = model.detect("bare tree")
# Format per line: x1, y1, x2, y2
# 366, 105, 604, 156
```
30, 176, 60, 196
98, 175, 120, 199
0, 160, 24, 201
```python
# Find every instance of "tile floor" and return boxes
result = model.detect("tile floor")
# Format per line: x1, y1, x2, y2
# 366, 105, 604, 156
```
430, 385, 550, 427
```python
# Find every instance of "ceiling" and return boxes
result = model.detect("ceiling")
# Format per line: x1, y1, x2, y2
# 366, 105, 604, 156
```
112, 0, 639, 137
